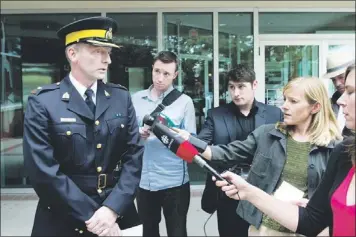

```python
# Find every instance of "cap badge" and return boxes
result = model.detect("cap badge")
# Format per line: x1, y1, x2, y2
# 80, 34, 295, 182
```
105, 28, 113, 40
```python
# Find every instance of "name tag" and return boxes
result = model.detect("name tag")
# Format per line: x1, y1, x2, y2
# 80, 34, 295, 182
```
60, 117, 76, 123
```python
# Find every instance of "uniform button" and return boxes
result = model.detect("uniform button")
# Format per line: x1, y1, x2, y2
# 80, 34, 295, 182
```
47, 206, 51, 210
79, 230, 83, 234
121, 124, 125, 128
95, 120, 100, 126
75, 228, 78, 231
66, 131, 71, 136
97, 167, 102, 173
96, 143, 102, 149
97, 189, 103, 194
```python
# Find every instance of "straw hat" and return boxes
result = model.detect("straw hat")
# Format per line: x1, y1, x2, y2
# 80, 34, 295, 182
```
323, 45, 355, 79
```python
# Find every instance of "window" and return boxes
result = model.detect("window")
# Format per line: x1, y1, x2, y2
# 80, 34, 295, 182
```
164, 13, 213, 133
218, 13, 254, 104
260, 12, 355, 34
0, 13, 99, 187
107, 13, 157, 94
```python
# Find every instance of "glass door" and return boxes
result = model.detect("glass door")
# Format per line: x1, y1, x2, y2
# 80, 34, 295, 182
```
257, 34, 355, 106
258, 41, 321, 106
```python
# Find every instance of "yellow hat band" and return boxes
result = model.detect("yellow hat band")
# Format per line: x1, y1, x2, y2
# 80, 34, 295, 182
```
65, 29, 107, 45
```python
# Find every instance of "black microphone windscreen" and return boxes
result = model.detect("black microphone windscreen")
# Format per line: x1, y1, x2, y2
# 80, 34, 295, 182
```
143, 114, 155, 126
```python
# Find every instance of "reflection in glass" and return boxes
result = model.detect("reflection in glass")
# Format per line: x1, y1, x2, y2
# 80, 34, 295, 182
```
218, 13, 254, 104
264, 45, 319, 106
107, 13, 157, 94
0, 13, 99, 187
164, 13, 213, 132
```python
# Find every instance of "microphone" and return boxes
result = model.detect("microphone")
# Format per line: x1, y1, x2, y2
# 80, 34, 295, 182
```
142, 114, 173, 127
144, 113, 208, 152
143, 115, 231, 183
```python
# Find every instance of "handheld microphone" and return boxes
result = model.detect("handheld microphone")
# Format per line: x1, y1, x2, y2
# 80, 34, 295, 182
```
144, 113, 208, 152
143, 115, 231, 183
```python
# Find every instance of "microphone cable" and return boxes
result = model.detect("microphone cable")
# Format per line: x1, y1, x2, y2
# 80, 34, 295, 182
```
202, 167, 244, 236
202, 191, 244, 237
203, 211, 215, 237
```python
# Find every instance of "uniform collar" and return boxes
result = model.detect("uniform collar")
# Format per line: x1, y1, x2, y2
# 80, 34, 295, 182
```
69, 72, 97, 101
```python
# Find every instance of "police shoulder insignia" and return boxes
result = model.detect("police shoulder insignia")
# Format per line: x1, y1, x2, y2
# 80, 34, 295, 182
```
117, 84, 128, 91
106, 82, 128, 91
33, 82, 60, 96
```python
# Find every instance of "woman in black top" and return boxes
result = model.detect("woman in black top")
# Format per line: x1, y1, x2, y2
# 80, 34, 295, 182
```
215, 64, 355, 237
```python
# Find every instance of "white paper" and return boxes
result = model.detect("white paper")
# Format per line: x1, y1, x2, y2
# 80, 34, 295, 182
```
273, 181, 305, 202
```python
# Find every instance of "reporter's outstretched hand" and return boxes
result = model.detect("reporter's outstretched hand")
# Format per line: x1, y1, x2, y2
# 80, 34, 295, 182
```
213, 171, 251, 201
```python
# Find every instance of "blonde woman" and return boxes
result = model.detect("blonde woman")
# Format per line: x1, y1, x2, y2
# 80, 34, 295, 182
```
179, 77, 342, 236
215, 64, 355, 237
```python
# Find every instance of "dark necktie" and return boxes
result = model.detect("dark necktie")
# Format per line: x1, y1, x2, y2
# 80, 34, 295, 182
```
85, 89, 96, 115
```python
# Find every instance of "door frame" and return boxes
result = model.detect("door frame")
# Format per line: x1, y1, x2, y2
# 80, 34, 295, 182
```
256, 34, 355, 103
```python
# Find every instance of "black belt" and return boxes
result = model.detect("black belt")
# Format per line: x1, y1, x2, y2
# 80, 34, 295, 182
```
69, 174, 118, 194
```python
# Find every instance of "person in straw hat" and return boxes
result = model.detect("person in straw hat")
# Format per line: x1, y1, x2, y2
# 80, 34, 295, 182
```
324, 45, 354, 137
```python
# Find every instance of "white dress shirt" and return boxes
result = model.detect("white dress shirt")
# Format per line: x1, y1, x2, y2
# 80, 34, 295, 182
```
69, 73, 97, 105
337, 105, 346, 130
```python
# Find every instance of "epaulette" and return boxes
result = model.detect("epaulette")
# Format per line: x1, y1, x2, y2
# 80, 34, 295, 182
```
31, 82, 61, 96
106, 82, 128, 91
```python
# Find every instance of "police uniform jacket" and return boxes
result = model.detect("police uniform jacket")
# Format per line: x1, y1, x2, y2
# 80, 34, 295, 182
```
23, 76, 143, 236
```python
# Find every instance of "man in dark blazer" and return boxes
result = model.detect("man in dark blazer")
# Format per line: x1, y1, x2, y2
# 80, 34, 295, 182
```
23, 17, 143, 236
198, 65, 283, 237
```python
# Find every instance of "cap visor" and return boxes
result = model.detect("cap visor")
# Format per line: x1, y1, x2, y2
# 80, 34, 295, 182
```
86, 39, 121, 48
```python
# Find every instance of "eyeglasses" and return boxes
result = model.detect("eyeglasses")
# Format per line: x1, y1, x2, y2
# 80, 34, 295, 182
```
152, 68, 175, 79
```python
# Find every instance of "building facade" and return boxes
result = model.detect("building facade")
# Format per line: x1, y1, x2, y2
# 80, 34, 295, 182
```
1, 1, 355, 188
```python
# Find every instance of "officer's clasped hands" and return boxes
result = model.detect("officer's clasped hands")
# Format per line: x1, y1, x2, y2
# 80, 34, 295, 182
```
85, 206, 119, 236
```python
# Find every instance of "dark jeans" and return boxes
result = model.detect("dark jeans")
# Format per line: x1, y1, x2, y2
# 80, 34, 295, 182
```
137, 182, 190, 237
216, 191, 250, 237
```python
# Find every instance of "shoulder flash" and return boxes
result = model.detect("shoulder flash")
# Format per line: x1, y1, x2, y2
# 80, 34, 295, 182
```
106, 82, 128, 91
31, 82, 60, 96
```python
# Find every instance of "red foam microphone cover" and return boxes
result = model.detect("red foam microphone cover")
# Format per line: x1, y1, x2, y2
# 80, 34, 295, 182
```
176, 141, 199, 163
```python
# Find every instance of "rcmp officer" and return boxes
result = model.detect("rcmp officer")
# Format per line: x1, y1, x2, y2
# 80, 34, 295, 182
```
23, 17, 143, 236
